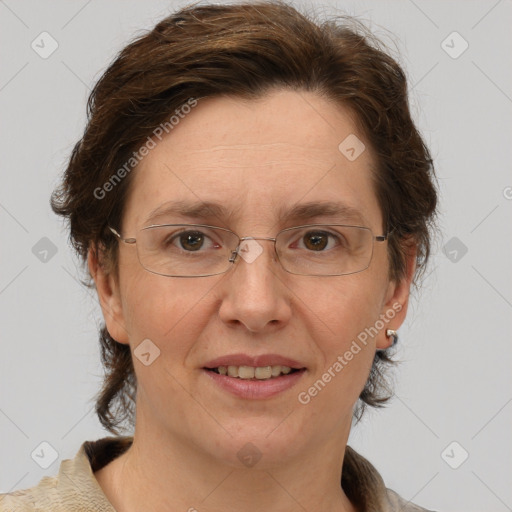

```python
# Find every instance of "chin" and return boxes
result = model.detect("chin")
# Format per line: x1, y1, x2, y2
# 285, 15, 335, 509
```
200, 423, 309, 470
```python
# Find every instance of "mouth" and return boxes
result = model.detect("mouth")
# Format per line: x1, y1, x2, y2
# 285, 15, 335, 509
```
202, 354, 307, 399
205, 365, 303, 380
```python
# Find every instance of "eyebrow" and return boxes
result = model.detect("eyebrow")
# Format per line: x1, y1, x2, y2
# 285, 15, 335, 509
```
144, 199, 367, 226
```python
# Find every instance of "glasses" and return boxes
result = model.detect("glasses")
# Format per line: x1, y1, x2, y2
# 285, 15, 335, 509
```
108, 223, 389, 277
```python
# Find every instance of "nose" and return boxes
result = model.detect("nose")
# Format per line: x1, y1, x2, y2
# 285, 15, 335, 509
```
218, 238, 292, 333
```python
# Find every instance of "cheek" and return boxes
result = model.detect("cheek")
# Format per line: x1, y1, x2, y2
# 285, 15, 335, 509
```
293, 287, 380, 431
121, 272, 211, 356
298, 276, 385, 389
300, 275, 385, 344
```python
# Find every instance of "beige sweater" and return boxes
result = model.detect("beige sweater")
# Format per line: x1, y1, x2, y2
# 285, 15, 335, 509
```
0, 437, 435, 511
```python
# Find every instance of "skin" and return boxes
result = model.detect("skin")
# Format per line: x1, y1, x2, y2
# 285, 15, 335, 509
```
89, 89, 416, 512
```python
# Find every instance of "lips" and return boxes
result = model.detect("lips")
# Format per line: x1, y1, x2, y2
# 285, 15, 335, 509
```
202, 353, 307, 398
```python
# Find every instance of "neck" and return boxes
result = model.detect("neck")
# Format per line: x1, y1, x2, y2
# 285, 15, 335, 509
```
95, 410, 359, 512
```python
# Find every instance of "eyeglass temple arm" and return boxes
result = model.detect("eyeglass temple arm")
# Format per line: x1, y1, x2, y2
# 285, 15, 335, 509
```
108, 226, 136, 244
376, 226, 395, 242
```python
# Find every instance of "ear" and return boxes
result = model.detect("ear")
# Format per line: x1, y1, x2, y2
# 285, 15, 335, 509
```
87, 244, 130, 345
376, 242, 417, 350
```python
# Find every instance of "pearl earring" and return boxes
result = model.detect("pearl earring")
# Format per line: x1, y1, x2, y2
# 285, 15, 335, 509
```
386, 329, 398, 347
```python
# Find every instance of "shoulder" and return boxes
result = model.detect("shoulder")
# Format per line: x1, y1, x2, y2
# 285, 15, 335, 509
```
0, 437, 131, 512
385, 488, 438, 512
0, 488, 34, 512
343, 446, 437, 512
0, 471, 72, 512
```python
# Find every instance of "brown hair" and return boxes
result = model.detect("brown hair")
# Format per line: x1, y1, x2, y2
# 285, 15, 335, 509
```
51, 1, 437, 437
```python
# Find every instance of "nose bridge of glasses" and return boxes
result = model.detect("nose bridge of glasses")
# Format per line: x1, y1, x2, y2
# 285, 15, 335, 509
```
229, 236, 278, 264
238, 236, 277, 242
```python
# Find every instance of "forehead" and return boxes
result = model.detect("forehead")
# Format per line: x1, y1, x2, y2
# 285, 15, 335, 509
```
124, 89, 382, 231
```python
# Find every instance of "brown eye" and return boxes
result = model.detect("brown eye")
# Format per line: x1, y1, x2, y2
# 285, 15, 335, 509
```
178, 231, 205, 251
303, 232, 329, 251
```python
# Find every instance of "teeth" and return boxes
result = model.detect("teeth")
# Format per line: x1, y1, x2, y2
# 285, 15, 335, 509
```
215, 365, 295, 380
238, 366, 255, 379
271, 365, 282, 377
254, 366, 272, 379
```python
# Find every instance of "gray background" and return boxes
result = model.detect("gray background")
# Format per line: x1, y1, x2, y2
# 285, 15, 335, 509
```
1, 1, 511, 510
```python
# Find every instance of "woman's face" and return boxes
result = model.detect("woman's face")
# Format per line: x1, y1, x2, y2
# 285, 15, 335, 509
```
94, 89, 412, 468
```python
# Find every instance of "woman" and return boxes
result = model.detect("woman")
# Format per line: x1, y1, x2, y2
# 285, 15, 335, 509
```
1, 2, 437, 511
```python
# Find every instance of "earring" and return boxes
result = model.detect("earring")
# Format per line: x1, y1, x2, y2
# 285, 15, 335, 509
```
386, 329, 398, 347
